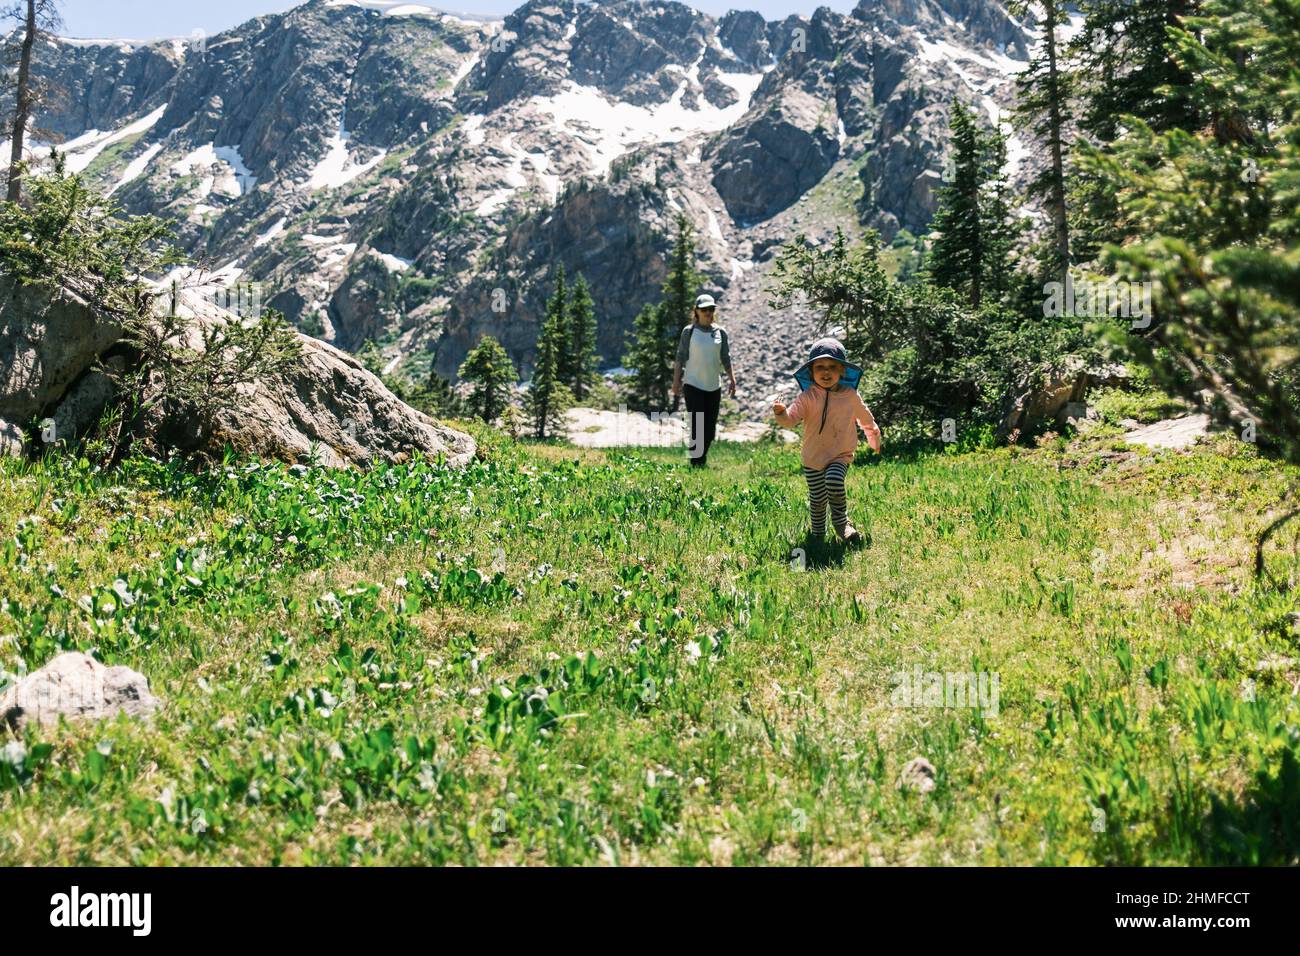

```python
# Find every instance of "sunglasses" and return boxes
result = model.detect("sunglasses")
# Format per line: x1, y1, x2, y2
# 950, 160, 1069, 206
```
697, 306, 716, 312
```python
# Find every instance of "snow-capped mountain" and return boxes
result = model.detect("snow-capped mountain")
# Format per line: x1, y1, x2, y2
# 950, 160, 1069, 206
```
19, 0, 1032, 414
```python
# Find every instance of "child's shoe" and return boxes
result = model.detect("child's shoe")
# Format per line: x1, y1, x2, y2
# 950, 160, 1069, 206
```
840, 524, 864, 547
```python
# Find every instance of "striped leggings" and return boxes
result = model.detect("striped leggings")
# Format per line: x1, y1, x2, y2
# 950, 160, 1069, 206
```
802, 461, 849, 536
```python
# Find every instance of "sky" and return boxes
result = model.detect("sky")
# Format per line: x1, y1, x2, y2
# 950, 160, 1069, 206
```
55, 0, 860, 41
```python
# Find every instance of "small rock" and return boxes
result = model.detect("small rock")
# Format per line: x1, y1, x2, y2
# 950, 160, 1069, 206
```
0, 652, 159, 731
898, 756, 937, 794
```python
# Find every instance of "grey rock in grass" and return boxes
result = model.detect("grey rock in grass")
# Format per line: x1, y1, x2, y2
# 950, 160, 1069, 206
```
898, 756, 937, 794
0, 652, 160, 732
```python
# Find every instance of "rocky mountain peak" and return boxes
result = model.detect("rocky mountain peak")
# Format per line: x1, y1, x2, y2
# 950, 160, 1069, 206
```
14, 0, 1037, 418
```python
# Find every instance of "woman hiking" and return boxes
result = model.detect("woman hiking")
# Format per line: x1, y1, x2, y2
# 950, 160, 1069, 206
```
671, 293, 736, 468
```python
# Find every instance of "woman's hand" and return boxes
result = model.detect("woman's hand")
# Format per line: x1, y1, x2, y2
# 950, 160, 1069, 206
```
772, 402, 787, 418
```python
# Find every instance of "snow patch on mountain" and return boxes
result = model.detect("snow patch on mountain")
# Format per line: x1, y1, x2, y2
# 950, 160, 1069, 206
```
170, 142, 256, 198
371, 249, 414, 271
462, 113, 487, 146
325, 0, 437, 16
474, 132, 533, 216
57, 104, 167, 174
705, 206, 724, 242
254, 216, 288, 247
324, 0, 498, 25
531, 65, 763, 176
306, 117, 386, 192
214, 146, 257, 194
451, 50, 481, 88
108, 141, 163, 195
917, 36, 1024, 77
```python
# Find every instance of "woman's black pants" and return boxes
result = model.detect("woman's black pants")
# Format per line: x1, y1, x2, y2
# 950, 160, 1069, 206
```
683, 384, 721, 466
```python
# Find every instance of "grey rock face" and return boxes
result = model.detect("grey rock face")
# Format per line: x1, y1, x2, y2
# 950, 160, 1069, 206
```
437, 177, 669, 380
0, 652, 160, 731
708, 86, 841, 224
50, 363, 120, 445
29, 39, 181, 138
717, 10, 774, 69
0, 280, 122, 426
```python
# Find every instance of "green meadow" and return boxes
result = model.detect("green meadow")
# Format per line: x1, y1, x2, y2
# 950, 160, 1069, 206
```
1, 425, 1297, 865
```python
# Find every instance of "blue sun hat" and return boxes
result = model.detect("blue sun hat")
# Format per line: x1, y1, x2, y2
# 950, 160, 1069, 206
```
793, 337, 863, 392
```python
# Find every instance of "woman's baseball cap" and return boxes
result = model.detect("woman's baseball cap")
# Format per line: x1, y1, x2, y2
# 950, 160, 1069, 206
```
695, 293, 716, 309
793, 337, 863, 392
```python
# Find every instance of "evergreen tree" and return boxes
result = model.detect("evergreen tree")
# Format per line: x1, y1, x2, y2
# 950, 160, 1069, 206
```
458, 335, 516, 425
1011, 0, 1074, 285
1083, 0, 1298, 465
623, 214, 706, 411
525, 379, 573, 441
528, 272, 572, 439
422, 368, 463, 419
661, 213, 705, 338
1074, 0, 1202, 140
624, 301, 668, 412
3, 0, 62, 202
500, 403, 528, 440
928, 102, 1019, 308
982, 124, 1019, 308
769, 229, 904, 366
1069, 2, 1204, 262
769, 227, 1081, 435
928, 101, 987, 306
564, 272, 599, 400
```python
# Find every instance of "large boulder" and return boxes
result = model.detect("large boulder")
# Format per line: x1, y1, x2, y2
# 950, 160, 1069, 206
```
203, 336, 477, 468
997, 361, 1130, 442
0, 652, 159, 732
0, 279, 122, 428
165, 287, 476, 468
0, 278, 476, 468
1122, 414, 1214, 450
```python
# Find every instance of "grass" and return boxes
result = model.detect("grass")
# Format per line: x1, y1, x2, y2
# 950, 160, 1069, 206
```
1, 427, 1298, 865
1091, 385, 1191, 425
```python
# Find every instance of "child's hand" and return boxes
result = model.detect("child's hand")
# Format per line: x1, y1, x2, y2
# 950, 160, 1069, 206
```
772, 402, 787, 417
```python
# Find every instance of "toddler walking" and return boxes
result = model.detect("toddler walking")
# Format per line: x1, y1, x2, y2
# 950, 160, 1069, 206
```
772, 338, 881, 545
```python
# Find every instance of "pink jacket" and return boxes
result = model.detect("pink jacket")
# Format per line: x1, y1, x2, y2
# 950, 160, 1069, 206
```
775, 385, 881, 469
